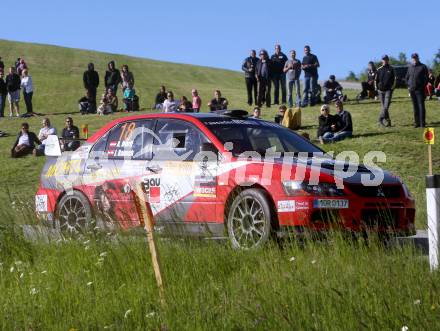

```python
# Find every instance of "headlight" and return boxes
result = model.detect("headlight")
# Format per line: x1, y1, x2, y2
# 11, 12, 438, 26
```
282, 180, 345, 197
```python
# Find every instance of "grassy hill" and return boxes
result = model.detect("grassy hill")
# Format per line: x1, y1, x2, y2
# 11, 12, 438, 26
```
1, 39, 440, 330
0, 38, 439, 227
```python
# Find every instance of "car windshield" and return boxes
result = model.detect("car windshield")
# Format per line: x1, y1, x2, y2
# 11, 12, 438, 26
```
202, 118, 324, 156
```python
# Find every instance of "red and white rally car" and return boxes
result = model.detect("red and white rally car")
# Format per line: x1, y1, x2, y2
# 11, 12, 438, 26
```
35, 110, 415, 248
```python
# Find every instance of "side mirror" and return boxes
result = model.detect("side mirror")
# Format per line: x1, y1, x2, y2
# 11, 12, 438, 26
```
44, 135, 62, 157
200, 142, 218, 154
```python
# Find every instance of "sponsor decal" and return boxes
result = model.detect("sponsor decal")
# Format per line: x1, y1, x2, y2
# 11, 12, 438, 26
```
35, 195, 48, 212
45, 159, 82, 177
277, 200, 295, 212
313, 199, 349, 209
295, 201, 309, 210
194, 176, 217, 197
142, 176, 161, 203
107, 140, 134, 158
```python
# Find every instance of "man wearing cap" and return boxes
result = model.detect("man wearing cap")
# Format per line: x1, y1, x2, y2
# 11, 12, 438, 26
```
375, 55, 395, 127
241, 50, 258, 106
301, 45, 320, 107
406, 53, 429, 128
323, 75, 344, 103
255, 49, 272, 108
270, 44, 288, 105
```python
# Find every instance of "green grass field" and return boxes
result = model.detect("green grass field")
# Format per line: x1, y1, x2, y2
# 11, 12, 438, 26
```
0, 39, 440, 330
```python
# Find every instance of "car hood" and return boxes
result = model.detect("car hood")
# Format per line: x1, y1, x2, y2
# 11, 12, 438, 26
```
271, 156, 401, 185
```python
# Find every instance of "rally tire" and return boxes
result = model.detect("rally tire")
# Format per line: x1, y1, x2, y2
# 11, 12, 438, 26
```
56, 191, 92, 237
227, 189, 272, 249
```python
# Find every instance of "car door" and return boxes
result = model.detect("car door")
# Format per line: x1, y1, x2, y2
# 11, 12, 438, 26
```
151, 118, 219, 234
84, 119, 155, 229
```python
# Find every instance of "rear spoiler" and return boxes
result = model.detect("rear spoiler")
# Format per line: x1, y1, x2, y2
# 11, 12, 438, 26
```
44, 135, 87, 157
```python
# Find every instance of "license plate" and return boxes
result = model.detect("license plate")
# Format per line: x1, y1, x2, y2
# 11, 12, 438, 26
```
313, 199, 349, 209
35, 195, 48, 212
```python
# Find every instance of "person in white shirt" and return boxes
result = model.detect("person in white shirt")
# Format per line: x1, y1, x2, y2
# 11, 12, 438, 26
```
35, 118, 57, 156
20, 69, 34, 114
162, 91, 179, 112
11, 122, 41, 158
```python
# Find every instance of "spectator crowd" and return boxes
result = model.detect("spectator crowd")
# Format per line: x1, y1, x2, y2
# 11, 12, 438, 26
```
0, 57, 34, 118
1, 44, 439, 157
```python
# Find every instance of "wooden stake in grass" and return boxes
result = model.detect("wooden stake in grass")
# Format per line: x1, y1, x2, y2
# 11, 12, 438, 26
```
424, 128, 435, 176
133, 183, 166, 307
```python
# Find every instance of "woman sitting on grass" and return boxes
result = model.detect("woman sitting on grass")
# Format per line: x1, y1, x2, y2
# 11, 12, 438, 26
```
11, 122, 41, 158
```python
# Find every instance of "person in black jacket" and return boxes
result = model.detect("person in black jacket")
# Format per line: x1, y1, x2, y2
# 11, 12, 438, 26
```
208, 90, 229, 112
61, 117, 80, 151
321, 101, 352, 143
83, 63, 99, 109
242, 50, 258, 106
270, 44, 288, 105
323, 75, 344, 103
104, 61, 121, 95
375, 55, 395, 127
317, 104, 339, 142
11, 122, 41, 158
0, 71, 6, 118
6, 67, 21, 117
255, 49, 272, 108
154, 86, 167, 109
0, 56, 4, 71
406, 53, 429, 128
359, 61, 377, 99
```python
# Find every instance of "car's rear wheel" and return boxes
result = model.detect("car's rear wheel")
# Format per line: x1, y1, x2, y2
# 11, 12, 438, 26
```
56, 191, 92, 237
227, 189, 272, 249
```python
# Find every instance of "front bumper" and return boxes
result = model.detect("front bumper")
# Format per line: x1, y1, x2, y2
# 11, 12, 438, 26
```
276, 196, 416, 234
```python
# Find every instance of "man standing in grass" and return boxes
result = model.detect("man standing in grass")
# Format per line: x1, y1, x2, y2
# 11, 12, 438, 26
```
406, 53, 429, 128
375, 55, 395, 127
104, 61, 121, 95
284, 50, 301, 108
270, 44, 288, 105
83, 63, 99, 110
242, 50, 258, 106
301, 45, 320, 107
256, 49, 272, 108
6, 67, 21, 117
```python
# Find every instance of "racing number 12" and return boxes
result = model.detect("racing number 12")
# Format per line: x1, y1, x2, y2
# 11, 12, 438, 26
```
119, 122, 136, 141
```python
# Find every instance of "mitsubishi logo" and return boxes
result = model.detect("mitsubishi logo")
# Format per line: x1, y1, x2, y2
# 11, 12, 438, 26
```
377, 186, 386, 198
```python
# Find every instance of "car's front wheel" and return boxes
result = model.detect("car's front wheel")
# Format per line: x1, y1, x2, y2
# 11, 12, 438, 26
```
227, 189, 272, 249
56, 191, 92, 237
